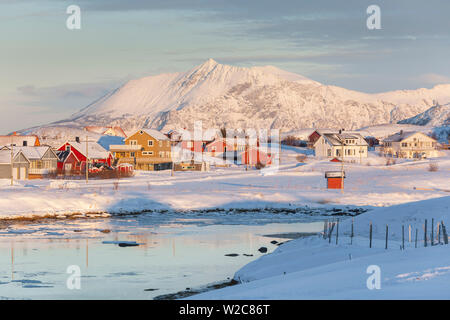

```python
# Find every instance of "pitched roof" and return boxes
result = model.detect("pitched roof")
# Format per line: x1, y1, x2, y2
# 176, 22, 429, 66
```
322, 133, 368, 146
0, 149, 29, 164
64, 140, 110, 159
383, 131, 434, 143
13, 146, 55, 160
140, 129, 170, 141
0, 135, 39, 147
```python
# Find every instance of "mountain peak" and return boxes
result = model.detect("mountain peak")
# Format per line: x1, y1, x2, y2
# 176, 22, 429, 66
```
196, 58, 219, 71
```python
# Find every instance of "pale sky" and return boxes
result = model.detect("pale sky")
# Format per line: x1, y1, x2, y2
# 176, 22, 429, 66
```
1, 0, 449, 134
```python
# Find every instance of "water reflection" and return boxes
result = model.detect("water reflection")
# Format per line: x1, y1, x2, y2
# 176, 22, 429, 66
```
0, 212, 323, 299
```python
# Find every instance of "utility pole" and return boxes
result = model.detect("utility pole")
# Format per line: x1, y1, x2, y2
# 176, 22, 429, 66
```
85, 136, 89, 184
340, 132, 344, 193
10, 136, 13, 186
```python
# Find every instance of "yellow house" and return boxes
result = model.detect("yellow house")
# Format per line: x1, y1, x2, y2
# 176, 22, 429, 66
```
110, 129, 172, 170
382, 131, 439, 159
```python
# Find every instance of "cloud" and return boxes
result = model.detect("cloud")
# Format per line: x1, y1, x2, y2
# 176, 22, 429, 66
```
418, 73, 450, 85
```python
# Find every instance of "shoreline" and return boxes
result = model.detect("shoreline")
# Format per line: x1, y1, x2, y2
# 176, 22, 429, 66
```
0, 206, 366, 224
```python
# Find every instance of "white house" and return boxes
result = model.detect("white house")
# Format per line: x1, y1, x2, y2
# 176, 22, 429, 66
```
314, 133, 368, 159
382, 131, 439, 159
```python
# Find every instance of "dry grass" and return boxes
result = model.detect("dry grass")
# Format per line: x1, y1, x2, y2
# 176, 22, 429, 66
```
428, 162, 439, 172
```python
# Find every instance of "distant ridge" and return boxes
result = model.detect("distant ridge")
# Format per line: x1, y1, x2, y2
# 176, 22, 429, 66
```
26, 59, 450, 133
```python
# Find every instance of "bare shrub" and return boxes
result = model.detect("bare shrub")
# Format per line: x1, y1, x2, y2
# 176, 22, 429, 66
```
255, 162, 266, 170
385, 158, 397, 166
282, 135, 307, 147
428, 163, 439, 172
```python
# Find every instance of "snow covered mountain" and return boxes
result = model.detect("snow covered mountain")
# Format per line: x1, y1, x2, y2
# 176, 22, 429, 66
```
399, 103, 450, 126
41, 59, 450, 133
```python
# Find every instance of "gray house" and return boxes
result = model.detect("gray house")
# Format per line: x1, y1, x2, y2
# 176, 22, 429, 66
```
0, 149, 30, 180
14, 146, 58, 178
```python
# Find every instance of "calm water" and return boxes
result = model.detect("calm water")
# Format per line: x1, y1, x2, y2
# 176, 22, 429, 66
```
0, 211, 323, 299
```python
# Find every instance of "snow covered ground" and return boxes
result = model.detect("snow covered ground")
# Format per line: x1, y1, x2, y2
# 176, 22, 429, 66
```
1, 146, 449, 299
192, 196, 450, 299
0, 147, 448, 220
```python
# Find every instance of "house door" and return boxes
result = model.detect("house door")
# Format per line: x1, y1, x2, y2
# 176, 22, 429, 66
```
64, 163, 72, 172
19, 167, 26, 180
13, 167, 18, 180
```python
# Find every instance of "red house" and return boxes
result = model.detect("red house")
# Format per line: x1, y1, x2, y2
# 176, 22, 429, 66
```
57, 139, 112, 173
241, 147, 273, 166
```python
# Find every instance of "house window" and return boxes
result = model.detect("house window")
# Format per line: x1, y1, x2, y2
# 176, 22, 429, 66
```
66, 145, 71, 152
148, 140, 153, 146
327, 149, 331, 157
129, 140, 137, 145
131, 152, 135, 157
142, 151, 153, 156
402, 143, 407, 147
159, 141, 162, 147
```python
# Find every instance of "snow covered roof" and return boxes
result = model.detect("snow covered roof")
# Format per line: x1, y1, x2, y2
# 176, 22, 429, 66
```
13, 146, 55, 160
383, 131, 434, 142
322, 133, 368, 146
0, 149, 29, 164
65, 140, 110, 159
0, 135, 39, 147
141, 129, 170, 141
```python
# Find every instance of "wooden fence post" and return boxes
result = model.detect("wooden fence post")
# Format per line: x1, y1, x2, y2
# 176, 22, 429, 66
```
350, 217, 354, 245
385, 224, 388, 250
402, 225, 405, 250
424, 220, 428, 247
415, 228, 418, 248
437, 222, 441, 244
442, 221, 449, 245
431, 218, 434, 246
369, 222, 373, 248
328, 222, 335, 244
323, 220, 328, 239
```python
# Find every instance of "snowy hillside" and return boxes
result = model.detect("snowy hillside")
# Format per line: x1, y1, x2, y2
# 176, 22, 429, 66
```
29, 59, 450, 135
399, 103, 450, 127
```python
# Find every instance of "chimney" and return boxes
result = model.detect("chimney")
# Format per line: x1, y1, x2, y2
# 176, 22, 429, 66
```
75, 137, 80, 143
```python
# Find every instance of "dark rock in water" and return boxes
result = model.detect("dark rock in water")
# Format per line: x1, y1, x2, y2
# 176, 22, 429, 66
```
270, 240, 278, 244
225, 253, 239, 257
186, 288, 191, 291
243, 254, 254, 257
118, 242, 139, 247
258, 247, 268, 253
144, 288, 159, 291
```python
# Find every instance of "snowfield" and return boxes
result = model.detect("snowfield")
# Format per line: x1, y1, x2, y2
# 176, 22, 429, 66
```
0, 147, 449, 300
0, 148, 448, 220
191, 196, 450, 299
